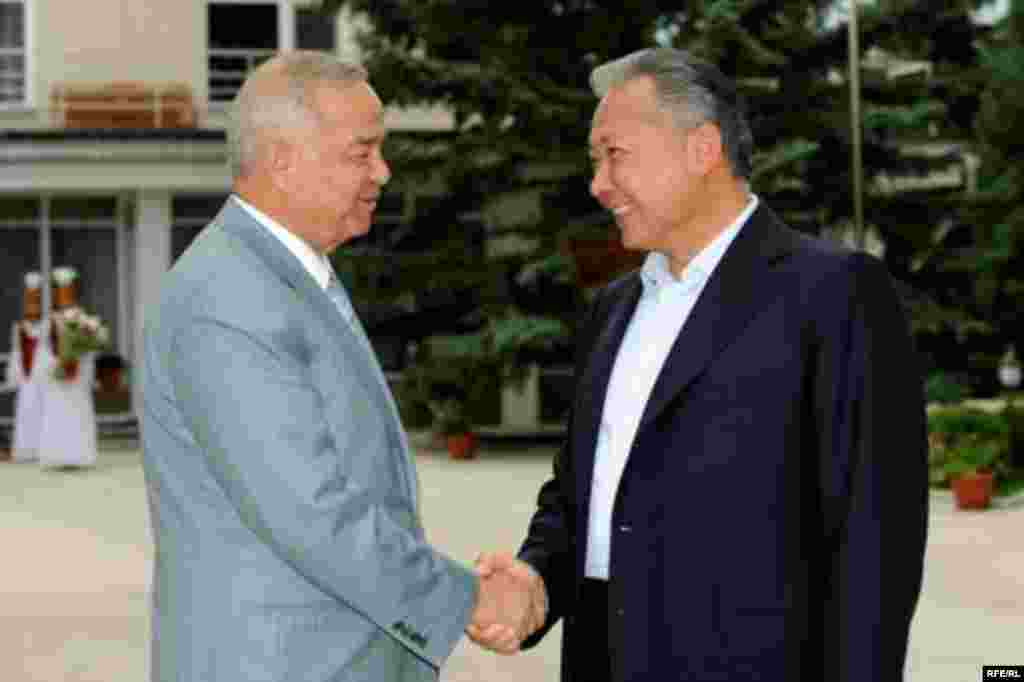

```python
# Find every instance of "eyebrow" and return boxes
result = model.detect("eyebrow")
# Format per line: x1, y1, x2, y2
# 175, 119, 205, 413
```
356, 131, 386, 142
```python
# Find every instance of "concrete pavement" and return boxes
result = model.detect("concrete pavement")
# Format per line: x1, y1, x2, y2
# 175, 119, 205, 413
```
1, 435, 1022, 681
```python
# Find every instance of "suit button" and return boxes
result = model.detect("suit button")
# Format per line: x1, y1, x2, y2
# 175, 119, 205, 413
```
618, 524, 632, 533
616, 608, 625, 616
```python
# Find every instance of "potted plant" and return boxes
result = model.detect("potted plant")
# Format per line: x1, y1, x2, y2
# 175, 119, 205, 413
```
394, 304, 572, 453
431, 399, 476, 460
928, 408, 1010, 509
942, 437, 1003, 510
399, 338, 486, 456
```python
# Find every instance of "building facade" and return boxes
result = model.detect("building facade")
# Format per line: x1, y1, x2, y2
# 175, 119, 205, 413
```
0, 0, 455, 426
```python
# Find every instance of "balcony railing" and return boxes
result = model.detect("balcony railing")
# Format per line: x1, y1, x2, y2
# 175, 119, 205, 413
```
208, 48, 276, 103
49, 82, 196, 129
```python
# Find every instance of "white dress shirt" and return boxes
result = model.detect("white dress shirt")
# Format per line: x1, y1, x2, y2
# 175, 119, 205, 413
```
233, 195, 334, 291
584, 195, 759, 580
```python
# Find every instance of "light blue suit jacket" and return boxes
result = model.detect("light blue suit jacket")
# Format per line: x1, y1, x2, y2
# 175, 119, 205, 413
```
140, 199, 477, 681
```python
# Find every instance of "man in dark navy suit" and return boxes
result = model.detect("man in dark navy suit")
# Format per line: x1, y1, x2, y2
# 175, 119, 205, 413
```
470, 48, 928, 681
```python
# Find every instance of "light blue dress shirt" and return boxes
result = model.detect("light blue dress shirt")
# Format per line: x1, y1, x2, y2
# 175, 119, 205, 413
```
584, 195, 759, 579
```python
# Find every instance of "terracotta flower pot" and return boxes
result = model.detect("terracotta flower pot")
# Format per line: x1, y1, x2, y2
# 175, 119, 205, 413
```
951, 471, 994, 510
446, 433, 477, 460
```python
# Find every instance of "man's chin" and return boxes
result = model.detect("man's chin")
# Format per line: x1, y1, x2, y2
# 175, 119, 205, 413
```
344, 217, 373, 238
618, 229, 647, 252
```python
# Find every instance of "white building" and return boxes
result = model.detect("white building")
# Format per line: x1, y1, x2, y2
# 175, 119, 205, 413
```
0, 0, 455, 427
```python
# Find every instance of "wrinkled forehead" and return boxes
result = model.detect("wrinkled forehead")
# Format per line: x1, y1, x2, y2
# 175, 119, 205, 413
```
312, 81, 386, 136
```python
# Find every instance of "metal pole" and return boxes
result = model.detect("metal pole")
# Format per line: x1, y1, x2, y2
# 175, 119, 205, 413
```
848, 0, 865, 250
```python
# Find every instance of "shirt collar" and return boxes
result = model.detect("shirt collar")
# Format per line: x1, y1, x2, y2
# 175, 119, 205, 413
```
232, 195, 334, 291
640, 194, 759, 295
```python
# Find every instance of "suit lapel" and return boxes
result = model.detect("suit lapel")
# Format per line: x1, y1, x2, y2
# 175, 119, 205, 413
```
637, 205, 797, 431
573, 275, 643, 506
217, 200, 418, 505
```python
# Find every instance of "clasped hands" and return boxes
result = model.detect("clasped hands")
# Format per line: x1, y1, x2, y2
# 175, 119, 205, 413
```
466, 552, 548, 654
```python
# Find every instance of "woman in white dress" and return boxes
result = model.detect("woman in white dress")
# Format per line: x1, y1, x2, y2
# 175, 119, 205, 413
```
6, 272, 46, 462
36, 267, 98, 469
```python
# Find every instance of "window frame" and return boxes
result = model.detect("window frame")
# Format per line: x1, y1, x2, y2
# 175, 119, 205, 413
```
0, 0, 33, 110
205, 0, 296, 106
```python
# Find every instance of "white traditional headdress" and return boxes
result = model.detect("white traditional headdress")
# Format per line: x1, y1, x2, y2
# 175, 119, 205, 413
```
24, 271, 42, 289
52, 266, 78, 286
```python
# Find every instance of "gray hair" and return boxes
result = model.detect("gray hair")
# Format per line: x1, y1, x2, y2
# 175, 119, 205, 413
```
590, 48, 753, 179
227, 50, 369, 179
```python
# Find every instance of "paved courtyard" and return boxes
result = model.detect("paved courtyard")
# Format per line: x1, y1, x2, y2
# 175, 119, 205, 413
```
2, 435, 1022, 681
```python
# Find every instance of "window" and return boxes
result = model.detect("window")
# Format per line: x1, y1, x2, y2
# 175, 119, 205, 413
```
208, 2, 282, 104
0, 196, 40, 353
295, 6, 335, 51
0, 0, 28, 106
208, 2, 336, 104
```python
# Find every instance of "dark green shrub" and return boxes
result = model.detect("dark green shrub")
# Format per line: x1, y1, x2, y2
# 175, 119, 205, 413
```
928, 408, 1011, 487
925, 372, 969, 405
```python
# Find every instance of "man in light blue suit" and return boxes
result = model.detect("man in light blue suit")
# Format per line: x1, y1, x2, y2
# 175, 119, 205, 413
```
140, 51, 545, 681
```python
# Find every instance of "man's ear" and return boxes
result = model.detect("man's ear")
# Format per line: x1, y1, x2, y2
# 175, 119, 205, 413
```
265, 138, 295, 191
687, 122, 726, 176
268, 138, 293, 173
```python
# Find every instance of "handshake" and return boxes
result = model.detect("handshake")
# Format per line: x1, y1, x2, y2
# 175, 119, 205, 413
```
466, 552, 548, 655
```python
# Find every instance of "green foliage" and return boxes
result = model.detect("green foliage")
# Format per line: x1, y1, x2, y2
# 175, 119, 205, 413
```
399, 337, 490, 434
942, 438, 1002, 478
928, 407, 1011, 485
430, 399, 473, 435
315, 0, 1021, 402
925, 371, 970, 405
977, 43, 1024, 83
863, 100, 946, 131
1004, 400, 1024, 467
487, 314, 570, 381
996, 466, 1024, 496
927, 408, 1009, 440
397, 312, 570, 434
948, 0, 1024, 363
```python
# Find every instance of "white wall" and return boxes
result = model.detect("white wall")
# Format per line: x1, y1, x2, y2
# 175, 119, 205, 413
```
3, 0, 453, 132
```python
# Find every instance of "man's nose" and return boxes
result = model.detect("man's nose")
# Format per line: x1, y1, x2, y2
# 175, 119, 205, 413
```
590, 161, 610, 202
373, 152, 391, 186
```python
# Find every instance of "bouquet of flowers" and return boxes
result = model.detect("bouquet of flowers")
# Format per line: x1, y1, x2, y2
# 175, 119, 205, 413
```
51, 306, 111, 380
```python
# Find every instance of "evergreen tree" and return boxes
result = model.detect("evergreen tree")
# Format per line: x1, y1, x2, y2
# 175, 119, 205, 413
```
974, 0, 1024, 350
316, 0, 1004, 405
921, 0, 1024, 388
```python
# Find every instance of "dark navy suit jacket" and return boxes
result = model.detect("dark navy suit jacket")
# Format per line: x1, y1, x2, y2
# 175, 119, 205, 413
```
519, 205, 928, 681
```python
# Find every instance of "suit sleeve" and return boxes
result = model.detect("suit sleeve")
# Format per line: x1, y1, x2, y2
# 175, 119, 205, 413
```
517, 287, 608, 648
517, 431, 575, 648
168, 316, 477, 669
815, 254, 928, 680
